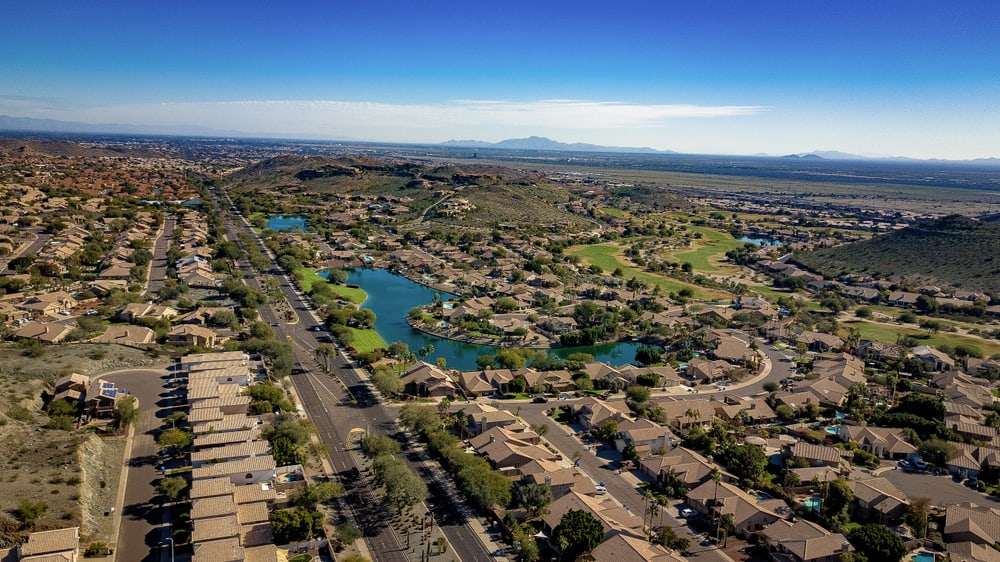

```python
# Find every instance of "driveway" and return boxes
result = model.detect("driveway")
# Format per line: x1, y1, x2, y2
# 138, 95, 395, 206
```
884, 469, 1000, 508
510, 407, 733, 562
104, 368, 179, 562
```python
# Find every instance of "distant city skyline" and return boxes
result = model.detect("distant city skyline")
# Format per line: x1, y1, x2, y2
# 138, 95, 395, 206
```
2, 1, 999, 159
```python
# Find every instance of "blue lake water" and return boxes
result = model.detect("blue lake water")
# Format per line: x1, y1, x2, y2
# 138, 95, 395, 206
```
738, 235, 781, 246
346, 268, 641, 371
266, 215, 307, 231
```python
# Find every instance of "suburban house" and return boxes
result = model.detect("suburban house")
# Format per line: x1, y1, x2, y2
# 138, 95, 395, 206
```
686, 479, 783, 534
758, 519, 852, 562
399, 362, 458, 398
13, 320, 73, 343
910, 345, 956, 372
87, 380, 124, 418
639, 446, 721, 489
848, 477, 909, 522
944, 503, 1000, 546
91, 324, 156, 345
168, 324, 220, 348
837, 426, 917, 459
590, 533, 687, 562
786, 442, 848, 469
0, 527, 80, 562
543, 490, 644, 541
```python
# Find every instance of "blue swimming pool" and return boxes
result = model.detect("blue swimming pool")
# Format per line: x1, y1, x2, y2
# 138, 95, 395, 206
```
912, 552, 934, 562
802, 496, 821, 512
825, 425, 841, 435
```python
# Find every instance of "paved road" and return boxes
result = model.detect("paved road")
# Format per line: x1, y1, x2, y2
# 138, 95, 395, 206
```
884, 469, 1000, 508
1, 230, 51, 274
491, 345, 793, 562
104, 368, 179, 562
147, 216, 176, 294
214, 192, 492, 562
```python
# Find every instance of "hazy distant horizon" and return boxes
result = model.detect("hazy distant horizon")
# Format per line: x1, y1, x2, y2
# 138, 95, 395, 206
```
2, 1, 999, 159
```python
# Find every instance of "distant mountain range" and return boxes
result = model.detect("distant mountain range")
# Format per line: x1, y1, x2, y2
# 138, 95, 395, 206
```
1, 115, 997, 164
440, 136, 669, 154
782, 149, 1000, 166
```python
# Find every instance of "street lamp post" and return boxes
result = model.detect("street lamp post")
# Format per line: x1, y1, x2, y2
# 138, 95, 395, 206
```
161, 537, 174, 562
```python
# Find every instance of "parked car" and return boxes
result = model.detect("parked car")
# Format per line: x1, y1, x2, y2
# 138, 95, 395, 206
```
594, 485, 607, 495
531, 395, 548, 404
679, 507, 696, 518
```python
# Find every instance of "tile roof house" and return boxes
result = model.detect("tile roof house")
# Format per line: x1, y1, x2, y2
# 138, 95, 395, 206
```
543, 490, 645, 540
5, 527, 80, 562
787, 442, 848, 469
758, 519, 852, 562
686, 479, 783, 534
848, 477, 909, 522
13, 320, 73, 343
590, 533, 687, 562
639, 446, 720, 488
838, 426, 917, 459
90, 324, 156, 345
945, 503, 1000, 546
399, 362, 458, 398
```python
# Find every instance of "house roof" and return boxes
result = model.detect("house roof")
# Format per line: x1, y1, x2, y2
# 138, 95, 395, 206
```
590, 534, 686, 562
19, 527, 79, 557
760, 519, 852, 562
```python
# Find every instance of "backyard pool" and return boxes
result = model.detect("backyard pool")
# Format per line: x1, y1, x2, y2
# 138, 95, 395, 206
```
801, 496, 821, 512
912, 552, 935, 562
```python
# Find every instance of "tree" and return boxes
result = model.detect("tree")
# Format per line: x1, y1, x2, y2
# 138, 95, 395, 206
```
270, 508, 324, 544
907, 497, 930, 539
626, 385, 651, 404
823, 479, 854, 523
292, 481, 344, 508
652, 524, 691, 552
157, 428, 193, 451
720, 443, 767, 485
157, 476, 187, 500
13, 500, 46, 529
113, 397, 138, 431
848, 524, 906, 562
515, 482, 552, 518
552, 509, 603, 560
593, 419, 619, 442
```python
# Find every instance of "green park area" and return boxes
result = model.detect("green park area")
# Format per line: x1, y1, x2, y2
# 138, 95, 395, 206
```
842, 320, 1000, 357
294, 268, 367, 304
668, 226, 745, 273
347, 327, 387, 354
566, 242, 729, 301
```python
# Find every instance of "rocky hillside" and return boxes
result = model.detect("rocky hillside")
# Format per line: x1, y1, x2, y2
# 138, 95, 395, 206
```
796, 215, 1000, 293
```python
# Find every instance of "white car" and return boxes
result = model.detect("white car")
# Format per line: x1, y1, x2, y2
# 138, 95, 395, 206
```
679, 507, 696, 518
594, 485, 607, 495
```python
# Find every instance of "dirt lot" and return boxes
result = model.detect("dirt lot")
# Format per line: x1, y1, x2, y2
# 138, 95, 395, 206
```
0, 343, 165, 542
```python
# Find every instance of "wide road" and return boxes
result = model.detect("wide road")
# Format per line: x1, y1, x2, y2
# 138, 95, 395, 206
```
103, 368, 179, 562
147, 216, 176, 294
214, 192, 492, 562
1, 230, 50, 274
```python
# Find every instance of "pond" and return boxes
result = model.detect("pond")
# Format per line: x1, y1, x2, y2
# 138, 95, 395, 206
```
346, 268, 642, 371
738, 235, 782, 247
266, 215, 307, 231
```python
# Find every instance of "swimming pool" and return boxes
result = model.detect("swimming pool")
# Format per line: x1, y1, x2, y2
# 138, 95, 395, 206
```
912, 552, 934, 562
825, 425, 841, 435
802, 496, 821, 512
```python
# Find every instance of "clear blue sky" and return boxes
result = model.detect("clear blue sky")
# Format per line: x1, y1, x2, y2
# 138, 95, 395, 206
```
2, 0, 999, 158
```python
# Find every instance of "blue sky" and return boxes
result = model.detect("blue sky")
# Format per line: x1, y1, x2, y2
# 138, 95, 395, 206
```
2, 0, 999, 158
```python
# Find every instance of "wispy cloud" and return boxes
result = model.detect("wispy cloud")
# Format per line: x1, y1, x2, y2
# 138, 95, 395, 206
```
0, 97, 766, 141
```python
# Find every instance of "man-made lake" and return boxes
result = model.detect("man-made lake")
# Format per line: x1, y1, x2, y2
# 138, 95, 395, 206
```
738, 235, 782, 247
346, 268, 641, 371
266, 215, 307, 231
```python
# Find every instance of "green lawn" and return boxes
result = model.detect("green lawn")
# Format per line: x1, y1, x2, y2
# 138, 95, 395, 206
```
293, 267, 325, 292
599, 206, 629, 218
347, 327, 387, 354
294, 268, 366, 304
566, 243, 730, 301
668, 226, 745, 273
842, 320, 1000, 356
